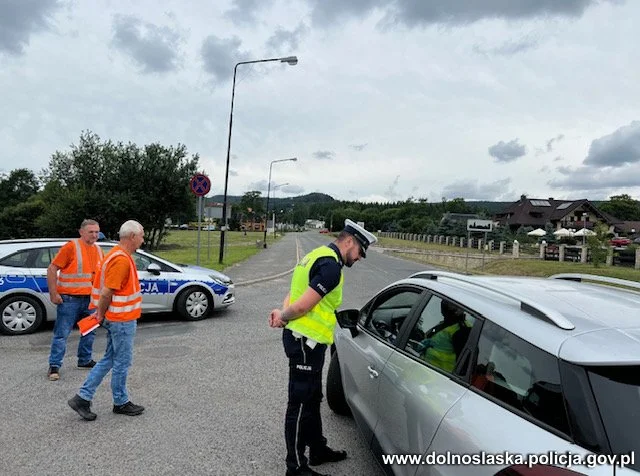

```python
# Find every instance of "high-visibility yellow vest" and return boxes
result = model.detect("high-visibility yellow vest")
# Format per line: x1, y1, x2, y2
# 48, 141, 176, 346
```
423, 323, 460, 372
286, 246, 344, 345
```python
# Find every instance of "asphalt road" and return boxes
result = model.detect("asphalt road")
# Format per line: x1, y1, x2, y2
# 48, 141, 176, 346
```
0, 231, 431, 476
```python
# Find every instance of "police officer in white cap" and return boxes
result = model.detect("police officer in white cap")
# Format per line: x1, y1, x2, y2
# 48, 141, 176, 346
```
269, 219, 377, 476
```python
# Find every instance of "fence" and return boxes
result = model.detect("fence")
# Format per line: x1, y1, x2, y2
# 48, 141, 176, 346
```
378, 232, 640, 269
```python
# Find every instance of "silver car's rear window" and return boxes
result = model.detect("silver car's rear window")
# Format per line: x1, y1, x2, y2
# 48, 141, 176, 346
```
588, 366, 639, 470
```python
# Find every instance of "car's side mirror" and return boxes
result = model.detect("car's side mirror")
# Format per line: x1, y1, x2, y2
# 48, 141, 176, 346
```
336, 309, 360, 338
147, 263, 161, 276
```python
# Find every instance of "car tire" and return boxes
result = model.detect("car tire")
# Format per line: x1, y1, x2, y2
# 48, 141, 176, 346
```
175, 286, 213, 321
326, 351, 352, 417
0, 294, 44, 335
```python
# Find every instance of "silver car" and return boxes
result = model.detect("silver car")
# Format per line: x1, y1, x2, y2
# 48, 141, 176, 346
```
0, 239, 235, 335
328, 271, 639, 475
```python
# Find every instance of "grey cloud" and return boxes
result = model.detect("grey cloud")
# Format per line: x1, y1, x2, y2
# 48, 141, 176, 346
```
312, 150, 335, 160
230, 169, 239, 177
308, 0, 381, 27
556, 165, 573, 175
349, 143, 368, 151
583, 120, 640, 167
248, 179, 268, 192
111, 15, 184, 73
442, 178, 512, 200
546, 134, 565, 152
281, 184, 304, 194
0, 0, 61, 55
553, 156, 564, 162
306, 0, 612, 28
488, 139, 527, 163
247, 180, 303, 194
224, 0, 274, 26
201, 35, 249, 83
473, 36, 538, 57
382, 0, 611, 28
385, 175, 401, 200
535, 133, 565, 156
266, 23, 308, 54
549, 163, 640, 192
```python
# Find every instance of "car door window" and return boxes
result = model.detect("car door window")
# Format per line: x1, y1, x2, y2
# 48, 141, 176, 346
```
0, 249, 33, 267
132, 252, 153, 271
32, 247, 59, 269
404, 296, 476, 374
365, 289, 423, 345
471, 320, 570, 435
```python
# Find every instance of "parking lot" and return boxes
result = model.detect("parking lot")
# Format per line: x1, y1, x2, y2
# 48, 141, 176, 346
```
0, 232, 427, 476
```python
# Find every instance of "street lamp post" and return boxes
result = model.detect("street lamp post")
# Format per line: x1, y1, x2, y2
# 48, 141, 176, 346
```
264, 159, 297, 247
272, 182, 289, 238
582, 212, 588, 245
218, 55, 298, 264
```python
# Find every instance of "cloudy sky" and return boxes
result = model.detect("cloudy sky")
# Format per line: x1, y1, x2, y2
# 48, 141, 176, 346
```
1, 0, 639, 203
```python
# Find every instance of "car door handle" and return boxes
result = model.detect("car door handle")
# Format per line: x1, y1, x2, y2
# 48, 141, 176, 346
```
367, 366, 379, 379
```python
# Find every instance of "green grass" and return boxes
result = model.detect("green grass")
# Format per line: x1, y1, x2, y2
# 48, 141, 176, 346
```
152, 230, 277, 271
378, 236, 640, 281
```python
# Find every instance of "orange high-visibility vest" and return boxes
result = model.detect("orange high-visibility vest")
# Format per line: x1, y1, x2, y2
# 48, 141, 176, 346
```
90, 246, 142, 322
56, 239, 104, 296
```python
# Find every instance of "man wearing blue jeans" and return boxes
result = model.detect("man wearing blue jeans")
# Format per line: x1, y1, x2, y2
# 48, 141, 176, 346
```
47, 219, 103, 381
68, 220, 146, 421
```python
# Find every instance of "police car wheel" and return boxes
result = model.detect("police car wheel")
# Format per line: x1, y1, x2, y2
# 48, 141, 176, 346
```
176, 287, 212, 321
326, 351, 352, 417
0, 295, 44, 335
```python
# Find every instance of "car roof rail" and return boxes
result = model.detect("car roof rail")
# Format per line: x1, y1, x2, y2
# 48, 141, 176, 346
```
549, 273, 640, 294
409, 271, 575, 330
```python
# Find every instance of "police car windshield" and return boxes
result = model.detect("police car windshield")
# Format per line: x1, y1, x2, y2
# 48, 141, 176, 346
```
587, 366, 639, 470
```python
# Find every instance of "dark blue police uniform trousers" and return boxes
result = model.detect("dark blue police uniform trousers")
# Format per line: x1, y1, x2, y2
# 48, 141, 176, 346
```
282, 328, 328, 471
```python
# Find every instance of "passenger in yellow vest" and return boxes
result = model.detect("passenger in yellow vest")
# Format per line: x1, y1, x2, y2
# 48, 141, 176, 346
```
47, 219, 103, 381
269, 219, 377, 476
418, 300, 467, 373
68, 220, 145, 421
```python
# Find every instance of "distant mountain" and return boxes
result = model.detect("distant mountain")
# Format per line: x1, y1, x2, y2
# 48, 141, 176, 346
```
207, 192, 335, 204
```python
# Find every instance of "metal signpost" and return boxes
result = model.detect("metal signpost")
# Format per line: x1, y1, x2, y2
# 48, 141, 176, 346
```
190, 173, 211, 266
466, 219, 493, 272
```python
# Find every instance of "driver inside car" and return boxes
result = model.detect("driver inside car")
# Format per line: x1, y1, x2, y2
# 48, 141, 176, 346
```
416, 300, 469, 372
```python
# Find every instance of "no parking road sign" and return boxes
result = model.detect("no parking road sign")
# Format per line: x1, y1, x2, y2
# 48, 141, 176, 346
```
190, 173, 211, 196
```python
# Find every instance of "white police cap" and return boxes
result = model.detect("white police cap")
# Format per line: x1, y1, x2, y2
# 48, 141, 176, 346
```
343, 219, 378, 258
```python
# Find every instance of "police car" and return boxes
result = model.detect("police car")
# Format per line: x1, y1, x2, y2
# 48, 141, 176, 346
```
0, 239, 235, 335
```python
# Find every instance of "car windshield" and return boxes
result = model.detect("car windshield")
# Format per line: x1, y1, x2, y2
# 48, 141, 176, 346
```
587, 366, 639, 470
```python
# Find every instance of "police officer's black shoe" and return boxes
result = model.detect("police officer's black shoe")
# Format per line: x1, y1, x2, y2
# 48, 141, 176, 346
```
113, 401, 145, 416
78, 359, 97, 368
286, 466, 329, 476
309, 446, 347, 466
68, 394, 97, 421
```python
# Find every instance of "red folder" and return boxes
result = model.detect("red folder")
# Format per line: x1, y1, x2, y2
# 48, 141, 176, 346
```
78, 315, 101, 336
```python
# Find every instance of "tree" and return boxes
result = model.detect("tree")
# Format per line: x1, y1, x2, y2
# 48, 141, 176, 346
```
598, 194, 640, 221
0, 168, 40, 208
0, 197, 47, 239
240, 191, 265, 216
40, 131, 199, 249
586, 222, 610, 267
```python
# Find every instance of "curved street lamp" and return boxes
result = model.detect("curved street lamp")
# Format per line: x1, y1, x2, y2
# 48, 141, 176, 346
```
218, 55, 298, 264
264, 158, 297, 247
